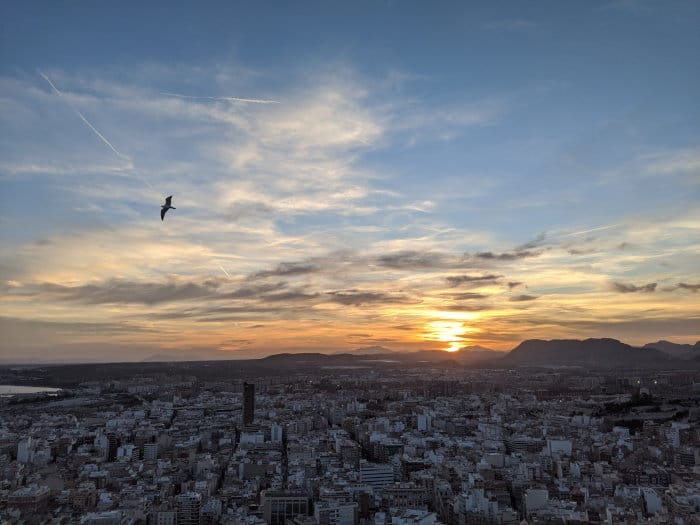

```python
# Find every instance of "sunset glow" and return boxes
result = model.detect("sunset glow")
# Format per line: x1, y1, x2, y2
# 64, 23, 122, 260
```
1, 3, 698, 363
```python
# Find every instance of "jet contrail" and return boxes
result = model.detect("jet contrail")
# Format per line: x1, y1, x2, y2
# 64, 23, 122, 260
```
560, 224, 619, 237
40, 71, 154, 191
40, 72, 127, 159
218, 264, 231, 277
160, 91, 280, 104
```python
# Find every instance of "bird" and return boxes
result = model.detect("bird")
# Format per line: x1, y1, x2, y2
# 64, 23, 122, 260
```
161, 196, 176, 220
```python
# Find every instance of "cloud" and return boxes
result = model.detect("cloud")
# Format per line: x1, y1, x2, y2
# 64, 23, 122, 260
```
446, 274, 501, 287
376, 251, 463, 270
264, 290, 320, 302
516, 232, 547, 250
677, 282, 700, 293
509, 294, 539, 302
325, 290, 412, 306
446, 292, 488, 300
39, 279, 220, 304
473, 250, 540, 261
445, 304, 493, 312
251, 262, 320, 279
567, 247, 597, 255
611, 281, 657, 293
507, 281, 523, 289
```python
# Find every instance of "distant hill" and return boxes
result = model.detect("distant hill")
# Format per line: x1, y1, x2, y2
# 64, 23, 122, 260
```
348, 346, 396, 355
643, 340, 700, 360
501, 338, 672, 368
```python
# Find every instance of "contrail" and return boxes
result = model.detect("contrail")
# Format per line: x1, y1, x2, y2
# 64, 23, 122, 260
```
40, 72, 127, 159
218, 264, 231, 277
560, 224, 619, 237
40, 71, 154, 191
160, 91, 280, 104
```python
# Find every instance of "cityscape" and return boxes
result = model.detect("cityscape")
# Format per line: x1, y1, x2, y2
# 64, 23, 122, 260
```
1, 349, 698, 524
1, 2, 699, 524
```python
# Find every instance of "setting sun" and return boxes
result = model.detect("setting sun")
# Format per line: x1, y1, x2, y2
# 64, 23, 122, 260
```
425, 320, 473, 352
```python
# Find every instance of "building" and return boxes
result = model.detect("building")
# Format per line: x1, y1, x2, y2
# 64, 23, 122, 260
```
315, 502, 358, 525
360, 461, 395, 492
8, 485, 51, 515
17, 436, 33, 463
261, 490, 311, 525
175, 492, 202, 525
244, 382, 255, 425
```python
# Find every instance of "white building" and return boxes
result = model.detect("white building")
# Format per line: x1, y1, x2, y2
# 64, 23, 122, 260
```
523, 488, 548, 516
360, 461, 395, 491
17, 437, 33, 464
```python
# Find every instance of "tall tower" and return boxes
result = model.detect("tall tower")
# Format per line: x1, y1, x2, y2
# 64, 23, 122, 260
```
243, 382, 255, 425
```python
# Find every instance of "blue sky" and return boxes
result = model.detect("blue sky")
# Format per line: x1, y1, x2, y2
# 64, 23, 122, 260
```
1, 1, 699, 362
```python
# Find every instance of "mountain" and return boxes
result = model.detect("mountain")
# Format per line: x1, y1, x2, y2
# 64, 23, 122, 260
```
501, 338, 672, 368
348, 346, 396, 355
643, 340, 700, 360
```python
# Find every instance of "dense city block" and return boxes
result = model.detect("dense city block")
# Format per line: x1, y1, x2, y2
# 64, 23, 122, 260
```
1, 364, 698, 524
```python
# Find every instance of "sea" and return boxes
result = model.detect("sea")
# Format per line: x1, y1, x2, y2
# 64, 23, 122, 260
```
0, 385, 62, 396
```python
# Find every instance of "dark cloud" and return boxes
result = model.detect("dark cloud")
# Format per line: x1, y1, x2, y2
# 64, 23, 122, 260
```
368, 244, 544, 272
251, 262, 320, 279
509, 294, 539, 302
677, 282, 700, 293
611, 281, 657, 293
516, 232, 547, 250
326, 290, 411, 306
376, 251, 462, 270
473, 250, 540, 261
445, 304, 493, 312
0, 316, 153, 337
447, 292, 489, 300
567, 247, 597, 255
446, 274, 501, 287
219, 281, 288, 299
507, 281, 523, 289
41, 279, 220, 305
264, 290, 320, 302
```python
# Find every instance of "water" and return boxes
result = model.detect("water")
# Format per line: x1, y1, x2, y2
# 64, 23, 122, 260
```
0, 385, 62, 396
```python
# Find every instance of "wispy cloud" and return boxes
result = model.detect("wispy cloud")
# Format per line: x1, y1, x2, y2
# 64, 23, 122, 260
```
509, 294, 539, 302
446, 274, 501, 287
611, 281, 657, 293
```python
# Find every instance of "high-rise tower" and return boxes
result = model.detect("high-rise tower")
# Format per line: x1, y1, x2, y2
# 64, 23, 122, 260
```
243, 382, 255, 425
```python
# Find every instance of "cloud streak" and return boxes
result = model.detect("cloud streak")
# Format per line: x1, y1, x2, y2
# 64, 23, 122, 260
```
160, 91, 281, 104
611, 281, 657, 293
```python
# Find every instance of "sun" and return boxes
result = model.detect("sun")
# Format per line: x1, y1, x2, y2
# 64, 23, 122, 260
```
425, 320, 470, 352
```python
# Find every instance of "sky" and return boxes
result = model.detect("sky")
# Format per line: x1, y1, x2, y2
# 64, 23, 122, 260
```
1, 1, 699, 363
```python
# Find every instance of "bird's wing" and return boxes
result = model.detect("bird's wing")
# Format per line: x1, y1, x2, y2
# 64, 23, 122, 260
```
161, 208, 167, 221
165, 196, 172, 206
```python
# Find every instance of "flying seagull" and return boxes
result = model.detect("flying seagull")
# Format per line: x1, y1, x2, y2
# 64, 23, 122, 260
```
161, 196, 176, 221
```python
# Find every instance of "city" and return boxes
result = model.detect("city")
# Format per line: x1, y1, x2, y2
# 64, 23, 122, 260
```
1, 361, 698, 524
